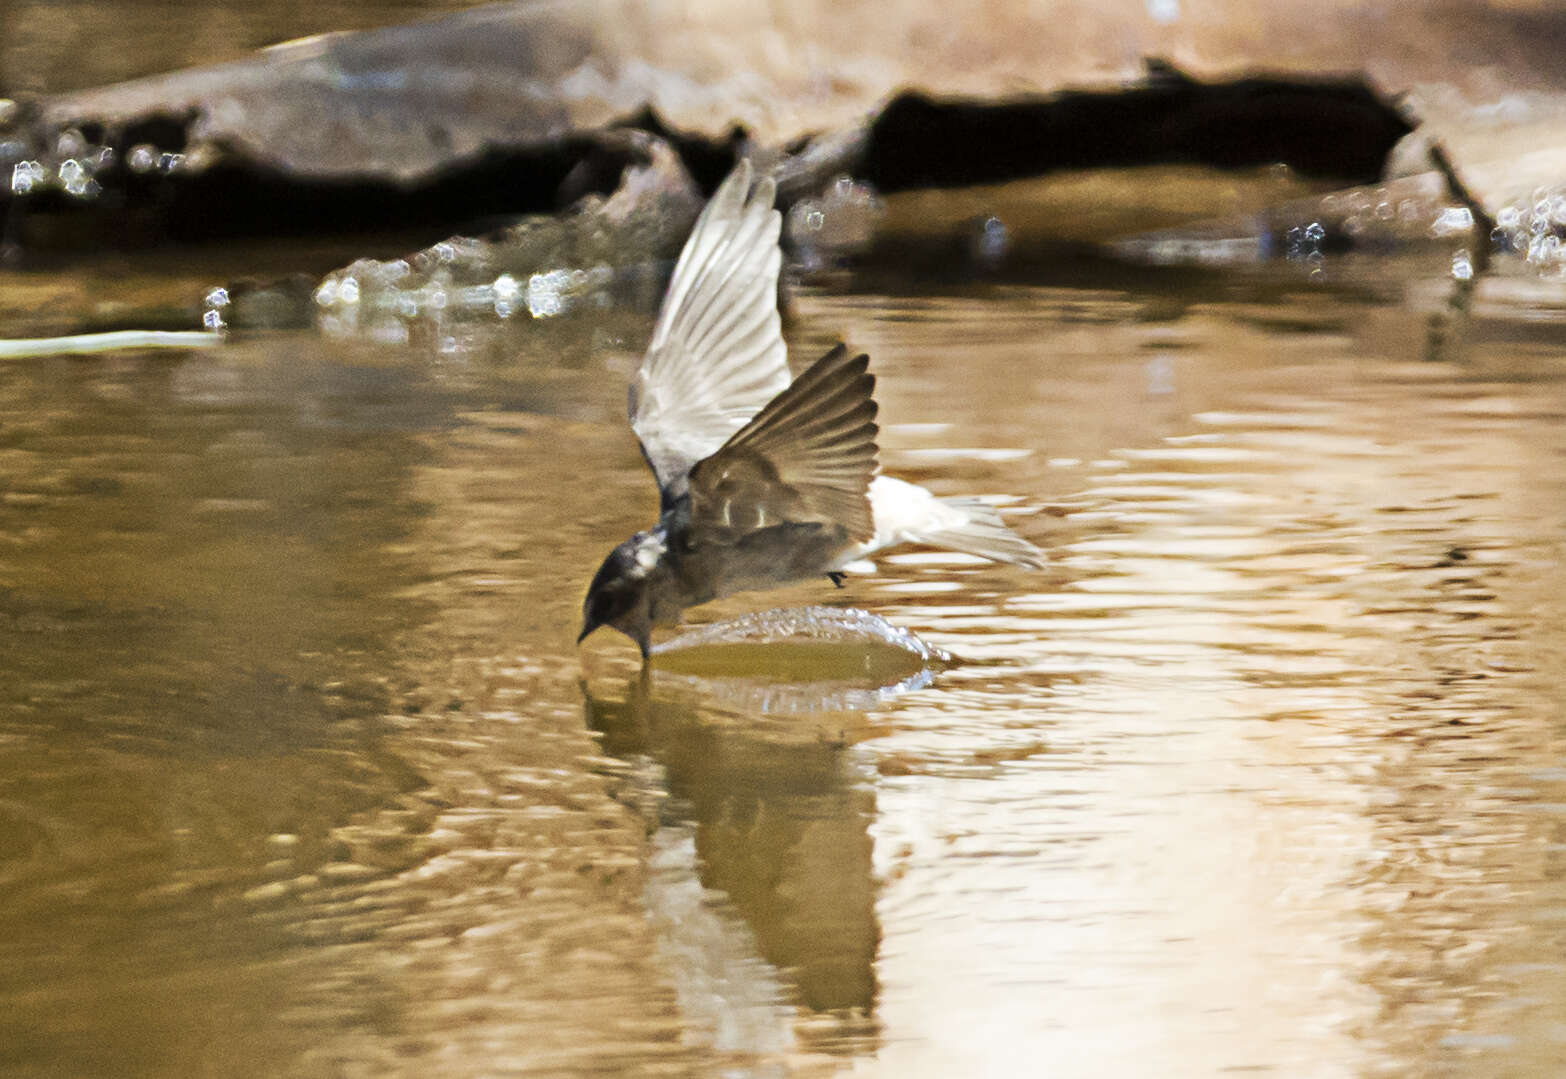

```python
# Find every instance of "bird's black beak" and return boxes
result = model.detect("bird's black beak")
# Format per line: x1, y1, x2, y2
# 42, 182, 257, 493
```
577, 615, 649, 661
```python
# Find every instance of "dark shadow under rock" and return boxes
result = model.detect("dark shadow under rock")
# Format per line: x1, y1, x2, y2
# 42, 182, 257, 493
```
862, 72, 1411, 193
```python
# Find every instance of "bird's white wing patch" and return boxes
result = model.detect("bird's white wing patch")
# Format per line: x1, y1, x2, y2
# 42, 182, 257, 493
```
630, 161, 791, 496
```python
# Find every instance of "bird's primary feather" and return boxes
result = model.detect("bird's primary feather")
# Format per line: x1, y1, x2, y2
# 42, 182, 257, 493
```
629, 161, 791, 500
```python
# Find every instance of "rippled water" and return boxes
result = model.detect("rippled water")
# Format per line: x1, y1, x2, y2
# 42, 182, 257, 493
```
4, 253, 1566, 1077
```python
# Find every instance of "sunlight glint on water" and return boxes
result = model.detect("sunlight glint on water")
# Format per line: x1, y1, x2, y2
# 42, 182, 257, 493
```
801, 274, 1566, 1077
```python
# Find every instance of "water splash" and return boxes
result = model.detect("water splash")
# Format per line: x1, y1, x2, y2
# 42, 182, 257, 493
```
312, 145, 702, 342
655, 605, 950, 662
648, 606, 954, 714
1490, 186, 1566, 271
315, 252, 621, 339
0, 123, 195, 200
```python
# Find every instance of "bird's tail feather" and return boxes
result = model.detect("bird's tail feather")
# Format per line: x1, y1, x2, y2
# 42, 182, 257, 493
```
911, 498, 1047, 569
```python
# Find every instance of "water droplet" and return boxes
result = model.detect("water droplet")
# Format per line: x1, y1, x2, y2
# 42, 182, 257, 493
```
127, 144, 158, 173
493, 273, 521, 302
9, 159, 45, 195
1529, 234, 1562, 267
58, 158, 98, 199
55, 129, 87, 158
785, 176, 884, 266
972, 215, 1009, 267
1430, 206, 1474, 239
526, 270, 566, 318
1286, 221, 1326, 262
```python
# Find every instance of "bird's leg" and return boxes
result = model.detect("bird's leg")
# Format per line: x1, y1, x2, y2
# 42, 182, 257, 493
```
827, 572, 846, 588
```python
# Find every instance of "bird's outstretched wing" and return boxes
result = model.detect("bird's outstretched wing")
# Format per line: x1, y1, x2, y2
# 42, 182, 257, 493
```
630, 160, 791, 499
688, 344, 879, 542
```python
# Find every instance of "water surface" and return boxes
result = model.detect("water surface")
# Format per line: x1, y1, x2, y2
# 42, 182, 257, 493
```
3, 253, 1566, 1076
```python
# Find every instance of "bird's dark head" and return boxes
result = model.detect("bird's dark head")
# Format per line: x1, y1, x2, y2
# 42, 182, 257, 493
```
578, 532, 663, 659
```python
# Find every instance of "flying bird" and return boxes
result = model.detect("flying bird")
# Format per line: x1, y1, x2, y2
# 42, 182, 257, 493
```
579, 161, 1045, 659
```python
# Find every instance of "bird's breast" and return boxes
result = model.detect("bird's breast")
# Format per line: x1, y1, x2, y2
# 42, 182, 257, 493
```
670, 520, 855, 606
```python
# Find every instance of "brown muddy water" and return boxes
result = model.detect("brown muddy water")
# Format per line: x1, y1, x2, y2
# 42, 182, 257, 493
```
3, 251, 1566, 1078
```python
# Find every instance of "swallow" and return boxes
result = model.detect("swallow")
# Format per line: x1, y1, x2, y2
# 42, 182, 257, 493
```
579, 161, 1045, 660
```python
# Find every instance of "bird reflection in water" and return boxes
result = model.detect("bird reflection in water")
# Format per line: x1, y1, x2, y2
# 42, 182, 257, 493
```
580, 622, 922, 1047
